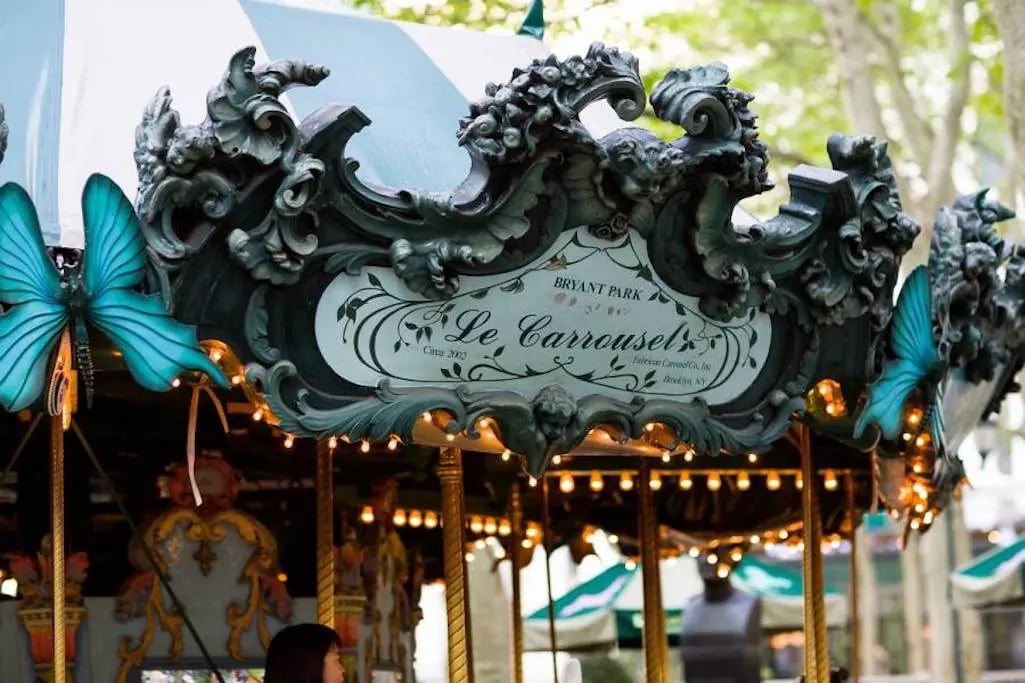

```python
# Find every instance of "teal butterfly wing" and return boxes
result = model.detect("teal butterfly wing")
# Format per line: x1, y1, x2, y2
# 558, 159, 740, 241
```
80, 174, 227, 390
0, 183, 70, 411
853, 267, 942, 440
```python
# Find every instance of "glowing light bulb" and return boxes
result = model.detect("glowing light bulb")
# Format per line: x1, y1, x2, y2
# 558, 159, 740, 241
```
684, 450, 694, 462
717, 565, 731, 579
908, 408, 922, 426
923, 511, 934, 525
678, 473, 693, 490
747, 453, 758, 464
795, 473, 803, 490
521, 539, 532, 549
766, 471, 781, 491
360, 439, 371, 453
393, 509, 407, 526
707, 472, 721, 491
552, 454, 563, 466
231, 375, 243, 386
625, 560, 637, 570
445, 433, 456, 442
910, 519, 921, 530
470, 516, 484, 534
210, 349, 223, 363
498, 519, 512, 536
730, 548, 743, 562
620, 472, 634, 491
388, 437, 399, 451
644, 423, 656, 433
526, 524, 541, 540
688, 547, 700, 558
328, 436, 338, 450
283, 434, 295, 449
360, 506, 374, 524
171, 378, 182, 389
737, 472, 750, 491
252, 409, 264, 422
913, 461, 924, 474
409, 510, 423, 528
424, 512, 438, 529
707, 553, 718, 565
750, 534, 761, 545
779, 529, 789, 540
915, 434, 930, 449
824, 470, 838, 491
590, 471, 604, 492
475, 539, 486, 550
465, 551, 475, 563
662, 451, 672, 464
608, 534, 620, 544
528, 476, 538, 488
421, 412, 432, 422
501, 449, 512, 462
830, 537, 841, 550
650, 472, 662, 491
484, 517, 498, 535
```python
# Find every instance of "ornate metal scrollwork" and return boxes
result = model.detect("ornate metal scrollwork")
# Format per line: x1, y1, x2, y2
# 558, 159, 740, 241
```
138, 44, 922, 474
0, 102, 8, 168
135, 47, 329, 290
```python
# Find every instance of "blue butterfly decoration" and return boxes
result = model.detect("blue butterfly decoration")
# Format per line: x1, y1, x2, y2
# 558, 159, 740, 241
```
853, 265, 946, 454
0, 173, 227, 412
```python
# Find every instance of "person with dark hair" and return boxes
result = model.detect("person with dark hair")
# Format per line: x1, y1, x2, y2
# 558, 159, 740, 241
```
263, 623, 345, 683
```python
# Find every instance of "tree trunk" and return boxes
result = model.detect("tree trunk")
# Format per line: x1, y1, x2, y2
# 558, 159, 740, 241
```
854, 526, 880, 676
952, 498, 983, 683
995, 0, 1025, 234
901, 534, 927, 675
469, 548, 513, 683
921, 514, 958, 682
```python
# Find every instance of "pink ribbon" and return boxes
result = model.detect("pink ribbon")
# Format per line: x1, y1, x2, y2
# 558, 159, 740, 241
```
187, 383, 229, 507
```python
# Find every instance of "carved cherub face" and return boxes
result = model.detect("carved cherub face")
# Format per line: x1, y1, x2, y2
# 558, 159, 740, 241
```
603, 129, 681, 202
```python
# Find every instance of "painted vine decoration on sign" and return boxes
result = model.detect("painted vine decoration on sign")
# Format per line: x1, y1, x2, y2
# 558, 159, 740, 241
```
137, 44, 925, 475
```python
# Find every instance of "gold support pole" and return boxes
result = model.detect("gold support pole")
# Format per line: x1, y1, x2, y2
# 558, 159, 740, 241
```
799, 423, 829, 682
510, 484, 525, 683
51, 414, 66, 683
439, 447, 474, 683
638, 460, 668, 683
540, 476, 559, 683
846, 474, 860, 682
316, 440, 335, 628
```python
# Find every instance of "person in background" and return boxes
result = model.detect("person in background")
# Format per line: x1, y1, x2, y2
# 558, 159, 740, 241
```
263, 623, 345, 683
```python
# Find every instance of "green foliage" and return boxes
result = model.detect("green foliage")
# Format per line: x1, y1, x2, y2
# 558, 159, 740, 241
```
354, 0, 1009, 217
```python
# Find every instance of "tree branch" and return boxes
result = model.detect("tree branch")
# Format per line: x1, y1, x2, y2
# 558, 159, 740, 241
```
859, 5, 935, 166
924, 0, 972, 219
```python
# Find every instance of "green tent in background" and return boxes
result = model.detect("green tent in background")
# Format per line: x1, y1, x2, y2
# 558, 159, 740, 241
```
952, 536, 1025, 608
524, 555, 847, 651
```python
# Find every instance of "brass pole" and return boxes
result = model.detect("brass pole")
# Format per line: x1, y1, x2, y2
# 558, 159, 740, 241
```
439, 448, 474, 683
316, 440, 335, 628
799, 423, 829, 682
510, 484, 525, 683
846, 474, 859, 682
541, 476, 559, 683
638, 460, 668, 683
51, 414, 66, 683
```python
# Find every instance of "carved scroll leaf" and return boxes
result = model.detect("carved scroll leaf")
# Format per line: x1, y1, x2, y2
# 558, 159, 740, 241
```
0, 103, 7, 167
136, 47, 329, 285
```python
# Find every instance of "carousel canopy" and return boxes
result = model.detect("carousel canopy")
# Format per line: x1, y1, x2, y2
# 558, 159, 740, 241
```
951, 535, 1025, 608
0, 0, 622, 248
523, 556, 846, 650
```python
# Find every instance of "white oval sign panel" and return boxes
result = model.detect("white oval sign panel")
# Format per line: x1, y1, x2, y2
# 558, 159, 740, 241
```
314, 227, 772, 405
